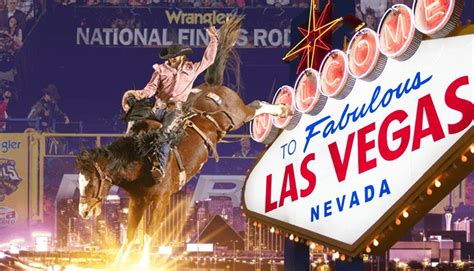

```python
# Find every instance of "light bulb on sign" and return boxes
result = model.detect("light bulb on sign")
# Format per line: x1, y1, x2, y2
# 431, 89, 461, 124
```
373, 239, 379, 247
403, 210, 409, 218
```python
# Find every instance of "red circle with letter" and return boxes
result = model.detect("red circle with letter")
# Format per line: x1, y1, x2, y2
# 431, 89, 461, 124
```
294, 69, 321, 114
319, 50, 350, 97
347, 28, 382, 79
250, 113, 274, 143
271, 86, 297, 129
414, 0, 455, 35
378, 4, 416, 58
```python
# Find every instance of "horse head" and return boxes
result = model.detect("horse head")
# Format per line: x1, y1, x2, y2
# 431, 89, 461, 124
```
76, 149, 113, 219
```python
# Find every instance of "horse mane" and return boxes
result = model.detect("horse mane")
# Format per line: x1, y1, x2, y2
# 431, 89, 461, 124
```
204, 14, 244, 89
76, 136, 142, 173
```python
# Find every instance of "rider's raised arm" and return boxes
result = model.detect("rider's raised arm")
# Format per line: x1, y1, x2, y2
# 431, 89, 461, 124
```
192, 30, 218, 75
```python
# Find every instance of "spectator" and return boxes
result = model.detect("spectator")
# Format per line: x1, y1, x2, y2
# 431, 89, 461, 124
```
4, 0, 26, 29
355, 3, 363, 20
211, 0, 224, 7
0, 84, 14, 132
232, 137, 259, 158
59, 0, 77, 5
7, 16, 22, 51
27, 84, 70, 132
224, 0, 237, 8
128, 0, 147, 6
266, 0, 290, 7
361, 0, 387, 19
15, 0, 33, 20
104, 0, 126, 5
85, 0, 101, 6
235, 0, 245, 8
201, 0, 213, 7
0, 0, 6, 27
364, 8, 377, 30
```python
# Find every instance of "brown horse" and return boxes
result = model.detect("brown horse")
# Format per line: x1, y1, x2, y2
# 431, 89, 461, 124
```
75, 17, 289, 266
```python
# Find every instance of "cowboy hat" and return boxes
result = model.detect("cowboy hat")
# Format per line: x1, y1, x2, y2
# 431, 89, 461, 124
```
42, 84, 60, 100
159, 44, 193, 60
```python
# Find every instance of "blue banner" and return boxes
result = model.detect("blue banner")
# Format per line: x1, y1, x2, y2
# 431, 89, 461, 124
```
71, 7, 304, 48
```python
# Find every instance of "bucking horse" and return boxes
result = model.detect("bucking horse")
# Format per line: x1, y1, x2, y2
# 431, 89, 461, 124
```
75, 16, 289, 267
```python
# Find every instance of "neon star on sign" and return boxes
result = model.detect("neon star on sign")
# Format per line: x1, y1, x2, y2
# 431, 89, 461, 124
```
282, 0, 341, 74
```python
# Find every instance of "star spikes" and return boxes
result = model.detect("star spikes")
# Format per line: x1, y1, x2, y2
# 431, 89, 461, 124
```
283, 0, 343, 74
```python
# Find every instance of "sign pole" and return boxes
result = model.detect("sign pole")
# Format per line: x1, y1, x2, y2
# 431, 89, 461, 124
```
284, 239, 310, 271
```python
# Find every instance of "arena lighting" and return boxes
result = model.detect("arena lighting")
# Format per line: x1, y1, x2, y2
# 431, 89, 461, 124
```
294, 236, 300, 242
270, 227, 275, 233
310, 243, 316, 250
461, 155, 468, 162
470, 144, 474, 153
426, 188, 433, 195
434, 179, 442, 188
289, 234, 294, 241
365, 246, 371, 253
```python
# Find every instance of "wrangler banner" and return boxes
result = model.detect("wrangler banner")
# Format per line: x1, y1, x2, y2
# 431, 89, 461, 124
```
68, 7, 303, 48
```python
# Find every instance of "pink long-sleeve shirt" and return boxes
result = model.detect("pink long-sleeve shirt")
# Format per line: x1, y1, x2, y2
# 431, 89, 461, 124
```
126, 36, 218, 110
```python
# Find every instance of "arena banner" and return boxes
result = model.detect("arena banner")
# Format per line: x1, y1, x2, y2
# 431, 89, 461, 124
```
0, 133, 31, 241
243, 26, 473, 259
72, 7, 303, 48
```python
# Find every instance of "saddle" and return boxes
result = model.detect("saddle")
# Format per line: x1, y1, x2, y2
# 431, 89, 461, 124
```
124, 91, 223, 189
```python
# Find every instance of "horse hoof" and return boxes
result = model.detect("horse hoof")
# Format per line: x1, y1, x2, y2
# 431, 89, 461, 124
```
279, 104, 293, 117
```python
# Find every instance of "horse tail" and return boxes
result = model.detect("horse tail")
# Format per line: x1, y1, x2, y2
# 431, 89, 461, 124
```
205, 14, 244, 88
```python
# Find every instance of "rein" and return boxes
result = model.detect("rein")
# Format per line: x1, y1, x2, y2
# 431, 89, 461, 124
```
79, 162, 113, 205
